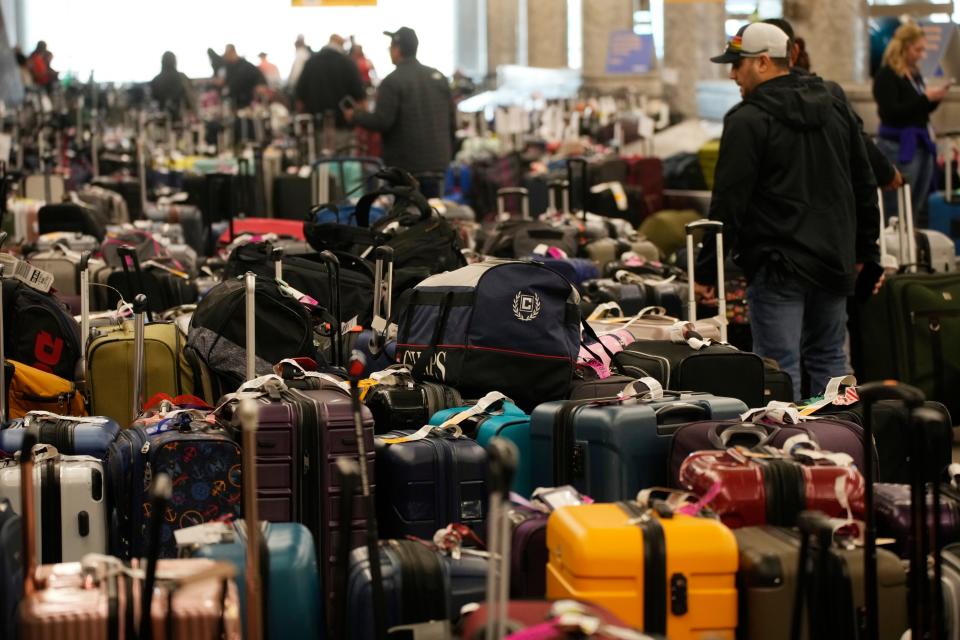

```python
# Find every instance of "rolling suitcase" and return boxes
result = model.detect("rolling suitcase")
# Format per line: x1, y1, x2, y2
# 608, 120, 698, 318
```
0, 412, 119, 459
374, 426, 487, 541
545, 496, 739, 636
428, 393, 532, 496
481, 187, 579, 259
530, 380, 747, 501
875, 481, 960, 558
928, 140, 960, 253
37, 201, 106, 242
0, 498, 19, 640
17, 431, 242, 639
26, 243, 108, 297
180, 398, 322, 640
0, 442, 107, 563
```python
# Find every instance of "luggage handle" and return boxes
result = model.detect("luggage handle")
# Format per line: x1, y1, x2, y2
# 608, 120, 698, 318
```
496, 187, 530, 221
245, 272, 257, 382
131, 293, 148, 421
371, 246, 394, 337
484, 437, 519, 640
19, 431, 38, 596
685, 219, 727, 342
709, 422, 777, 450
791, 510, 835, 640
319, 251, 343, 366
333, 457, 361, 639
654, 402, 709, 427
546, 178, 570, 216
238, 398, 265, 640
567, 157, 588, 221
140, 473, 173, 640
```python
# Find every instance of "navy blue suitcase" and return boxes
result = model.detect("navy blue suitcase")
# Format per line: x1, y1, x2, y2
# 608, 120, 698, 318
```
347, 539, 487, 640
0, 499, 21, 640
0, 414, 120, 459
374, 430, 488, 541
527, 256, 600, 288
927, 191, 960, 253
529, 392, 747, 501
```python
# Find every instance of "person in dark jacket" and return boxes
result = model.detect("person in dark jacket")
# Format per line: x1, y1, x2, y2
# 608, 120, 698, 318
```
221, 44, 266, 109
695, 22, 881, 400
764, 18, 902, 192
295, 34, 365, 150
151, 52, 196, 121
873, 21, 951, 221
345, 27, 455, 175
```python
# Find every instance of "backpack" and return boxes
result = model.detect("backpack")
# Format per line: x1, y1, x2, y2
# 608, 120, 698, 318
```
2, 279, 82, 382
4, 360, 87, 419
396, 261, 581, 412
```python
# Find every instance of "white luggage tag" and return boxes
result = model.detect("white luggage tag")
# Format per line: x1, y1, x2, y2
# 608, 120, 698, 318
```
590, 182, 628, 211
619, 377, 664, 401
378, 391, 510, 445
368, 365, 414, 387
586, 302, 625, 322
668, 321, 712, 350
174, 522, 234, 548
0, 253, 54, 292
798, 375, 858, 416
741, 400, 805, 425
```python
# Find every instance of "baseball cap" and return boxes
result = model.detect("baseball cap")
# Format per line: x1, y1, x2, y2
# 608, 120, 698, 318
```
710, 22, 789, 63
384, 27, 418, 56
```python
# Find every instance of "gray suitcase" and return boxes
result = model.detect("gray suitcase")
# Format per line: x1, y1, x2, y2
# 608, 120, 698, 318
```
27, 246, 109, 297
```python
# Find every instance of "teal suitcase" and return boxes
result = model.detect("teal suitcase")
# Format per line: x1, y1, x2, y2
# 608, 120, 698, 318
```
429, 401, 533, 497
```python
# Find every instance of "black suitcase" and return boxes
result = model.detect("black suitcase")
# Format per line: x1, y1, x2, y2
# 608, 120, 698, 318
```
272, 174, 312, 220
364, 377, 462, 434
37, 202, 107, 242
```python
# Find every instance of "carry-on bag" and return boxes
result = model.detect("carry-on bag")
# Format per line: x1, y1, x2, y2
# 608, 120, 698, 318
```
0, 411, 118, 458
481, 187, 579, 259
26, 242, 109, 297
3, 359, 87, 419
363, 367, 462, 434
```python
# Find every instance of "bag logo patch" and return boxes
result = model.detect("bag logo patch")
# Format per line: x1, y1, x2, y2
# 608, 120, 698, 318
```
513, 292, 541, 322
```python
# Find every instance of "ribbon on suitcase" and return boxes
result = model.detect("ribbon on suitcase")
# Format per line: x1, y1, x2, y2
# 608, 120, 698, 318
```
378, 391, 511, 445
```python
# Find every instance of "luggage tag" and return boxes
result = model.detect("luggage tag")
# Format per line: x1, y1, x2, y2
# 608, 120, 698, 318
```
618, 377, 664, 402
740, 401, 804, 425
141, 259, 189, 280
798, 375, 858, 416
174, 521, 234, 548
277, 279, 320, 308
273, 358, 349, 391
428, 523, 489, 561
378, 391, 509, 445
590, 182, 628, 211
0, 253, 53, 293
531, 485, 592, 511
668, 322, 712, 350
23, 411, 112, 425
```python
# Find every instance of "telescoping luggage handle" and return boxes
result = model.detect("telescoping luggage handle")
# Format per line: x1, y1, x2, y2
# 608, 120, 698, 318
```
790, 510, 835, 640
371, 246, 394, 340
484, 437, 519, 640
245, 272, 257, 382
0, 258, 5, 423
117, 245, 153, 322
875, 189, 899, 272
567, 156, 589, 221
319, 251, 343, 367
685, 219, 727, 342
497, 187, 530, 221
857, 381, 925, 640
238, 398, 266, 640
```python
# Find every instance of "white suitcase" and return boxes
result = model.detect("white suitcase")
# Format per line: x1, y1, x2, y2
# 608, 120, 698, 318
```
883, 184, 957, 273
0, 445, 108, 563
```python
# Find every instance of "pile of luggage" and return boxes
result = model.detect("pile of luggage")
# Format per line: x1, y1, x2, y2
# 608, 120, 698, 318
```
0, 143, 957, 640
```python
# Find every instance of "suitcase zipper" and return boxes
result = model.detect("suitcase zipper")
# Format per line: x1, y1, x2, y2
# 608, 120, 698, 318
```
618, 500, 668, 634
21, 391, 75, 413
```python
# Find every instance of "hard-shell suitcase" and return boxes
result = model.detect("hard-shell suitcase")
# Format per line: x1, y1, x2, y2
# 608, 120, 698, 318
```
17, 430, 242, 640
182, 397, 322, 640
0, 445, 107, 563
428, 394, 532, 496
374, 429, 487, 541
678, 447, 866, 528
875, 482, 960, 558
734, 524, 908, 640
364, 373, 463, 435
0, 412, 119, 459
928, 190, 960, 254
545, 499, 739, 636
347, 539, 487, 640
530, 386, 747, 501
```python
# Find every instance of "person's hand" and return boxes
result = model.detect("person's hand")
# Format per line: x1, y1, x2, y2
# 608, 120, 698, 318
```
856, 262, 886, 295
926, 83, 950, 102
694, 283, 718, 306
883, 168, 904, 191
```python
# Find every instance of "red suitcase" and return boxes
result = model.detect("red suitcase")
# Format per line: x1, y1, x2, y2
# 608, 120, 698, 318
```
624, 155, 665, 214
678, 445, 866, 529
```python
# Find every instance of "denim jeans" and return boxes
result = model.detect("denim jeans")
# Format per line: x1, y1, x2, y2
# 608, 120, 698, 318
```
876, 137, 936, 225
746, 265, 850, 401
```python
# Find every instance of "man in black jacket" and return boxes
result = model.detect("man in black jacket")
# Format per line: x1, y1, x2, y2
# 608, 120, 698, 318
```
695, 22, 881, 400
345, 27, 455, 175
221, 44, 266, 109
295, 34, 366, 152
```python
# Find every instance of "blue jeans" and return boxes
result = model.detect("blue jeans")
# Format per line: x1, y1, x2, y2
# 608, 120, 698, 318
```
876, 137, 935, 224
746, 266, 850, 401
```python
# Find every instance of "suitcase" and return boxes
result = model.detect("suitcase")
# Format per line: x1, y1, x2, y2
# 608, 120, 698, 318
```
734, 524, 908, 640
217, 217, 307, 246
428, 393, 532, 496
587, 303, 723, 342
17, 429, 242, 640
566, 373, 640, 400
6, 198, 41, 244
91, 175, 144, 219
875, 482, 960, 558
0, 412, 119, 459
34, 231, 100, 252
698, 139, 720, 189
583, 235, 660, 268
636, 209, 704, 258
0, 498, 20, 640
76, 184, 130, 225
143, 201, 206, 255
181, 398, 322, 640
678, 446, 866, 528
374, 428, 487, 541
363, 373, 462, 434
27, 244, 108, 296
38, 202, 107, 242
530, 388, 747, 501
884, 217, 956, 273
272, 174, 312, 220
105, 247, 198, 314
347, 539, 487, 640
928, 190, 960, 254
481, 187, 580, 258
0, 445, 107, 563
545, 499, 738, 636
580, 279, 667, 317
24, 173, 65, 204
3, 360, 87, 419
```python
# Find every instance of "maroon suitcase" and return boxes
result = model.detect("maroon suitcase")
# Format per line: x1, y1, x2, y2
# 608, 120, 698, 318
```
678, 446, 866, 529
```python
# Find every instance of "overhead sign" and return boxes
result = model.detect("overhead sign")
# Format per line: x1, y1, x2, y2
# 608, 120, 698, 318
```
292, 0, 377, 5
605, 31, 655, 75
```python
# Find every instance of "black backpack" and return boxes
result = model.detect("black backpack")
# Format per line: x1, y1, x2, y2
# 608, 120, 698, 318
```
2, 278, 82, 381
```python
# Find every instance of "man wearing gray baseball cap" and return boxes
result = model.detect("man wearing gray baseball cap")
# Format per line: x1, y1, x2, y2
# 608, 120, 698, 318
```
693, 22, 882, 400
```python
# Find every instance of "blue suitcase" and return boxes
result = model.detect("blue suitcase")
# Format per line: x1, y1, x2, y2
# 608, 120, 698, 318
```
0, 413, 120, 459
927, 190, 960, 253
529, 392, 747, 501
429, 401, 534, 497
347, 540, 487, 640
527, 256, 601, 288
187, 520, 322, 640
374, 430, 487, 541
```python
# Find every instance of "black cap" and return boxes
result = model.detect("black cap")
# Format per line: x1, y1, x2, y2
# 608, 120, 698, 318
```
384, 27, 418, 57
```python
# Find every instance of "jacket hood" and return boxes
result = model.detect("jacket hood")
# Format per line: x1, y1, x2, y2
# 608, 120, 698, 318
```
161, 51, 177, 72
746, 73, 834, 131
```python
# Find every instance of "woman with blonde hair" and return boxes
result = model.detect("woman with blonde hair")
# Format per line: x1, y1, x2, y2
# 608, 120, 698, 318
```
873, 21, 952, 221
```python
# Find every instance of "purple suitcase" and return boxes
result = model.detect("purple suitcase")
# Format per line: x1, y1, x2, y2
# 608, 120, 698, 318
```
509, 505, 548, 598
875, 482, 960, 558
667, 418, 873, 487
217, 379, 376, 605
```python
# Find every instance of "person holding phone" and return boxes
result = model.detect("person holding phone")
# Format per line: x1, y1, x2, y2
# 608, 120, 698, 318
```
873, 21, 951, 222
295, 34, 366, 151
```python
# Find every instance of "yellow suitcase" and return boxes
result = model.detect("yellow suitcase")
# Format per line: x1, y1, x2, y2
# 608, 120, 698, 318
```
546, 500, 738, 639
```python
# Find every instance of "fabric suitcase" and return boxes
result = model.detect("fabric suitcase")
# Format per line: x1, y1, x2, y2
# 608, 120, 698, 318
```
429, 398, 532, 497
875, 482, 960, 558
545, 500, 738, 636
615, 340, 765, 409
734, 525, 908, 640
272, 174, 312, 220
637, 209, 704, 257
106, 262, 198, 314
34, 231, 100, 252
678, 448, 866, 528
3, 360, 87, 419
588, 305, 723, 343
583, 236, 660, 268
928, 190, 960, 253
364, 378, 462, 434
530, 392, 747, 501
0, 498, 20, 640
566, 373, 640, 400
528, 255, 600, 288
37, 202, 106, 242
374, 429, 487, 541
105, 417, 242, 559
27, 245, 107, 297
0, 446, 107, 563
217, 217, 307, 246
347, 539, 487, 640
668, 418, 871, 487
0, 413, 119, 458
